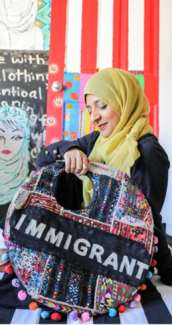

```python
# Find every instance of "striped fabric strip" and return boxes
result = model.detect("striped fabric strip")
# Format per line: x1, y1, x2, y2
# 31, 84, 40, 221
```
96, 0, 114, 69
128, 0, 144, 71
144, 0, 159, 136
152, 276, 172, 315
79, 73, 92, 136
119, 302, 148, 324
141, 279, 172, 324
10, 309, 41, 324
0, 307, 15, 324
112, 0, 128, 69
46, 0, 67, 144
81, 0, 98, 73
65, 0, 83, 72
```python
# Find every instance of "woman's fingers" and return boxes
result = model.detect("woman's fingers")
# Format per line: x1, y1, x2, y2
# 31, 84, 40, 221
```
64, 150, 88, 174
75, 152, 83, 173
64, 154, 71, 173
70, 155, 76, 173
79, 155, 89, 175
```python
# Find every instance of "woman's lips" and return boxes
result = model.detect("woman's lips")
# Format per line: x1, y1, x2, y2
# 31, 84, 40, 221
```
98, 122, 107, 130
1, 149, 12, 155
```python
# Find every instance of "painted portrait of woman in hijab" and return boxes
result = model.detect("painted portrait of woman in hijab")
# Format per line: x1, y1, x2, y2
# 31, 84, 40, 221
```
0, 0, 43, 50
0, 106, 30, 227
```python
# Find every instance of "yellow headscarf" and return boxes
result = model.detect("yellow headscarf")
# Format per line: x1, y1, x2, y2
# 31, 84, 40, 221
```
83, 68, 153, 206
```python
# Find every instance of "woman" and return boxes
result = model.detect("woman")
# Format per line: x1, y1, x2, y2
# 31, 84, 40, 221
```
0, 105, 31, 270
0, 106, 30, 229
37, 68, 172, 285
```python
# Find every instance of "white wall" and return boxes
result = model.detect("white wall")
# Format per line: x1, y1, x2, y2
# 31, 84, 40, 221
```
159, 0, 172, 234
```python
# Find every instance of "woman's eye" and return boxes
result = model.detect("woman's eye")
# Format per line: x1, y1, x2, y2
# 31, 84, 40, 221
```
11, 135, 23, 141
99, 104, 107, 110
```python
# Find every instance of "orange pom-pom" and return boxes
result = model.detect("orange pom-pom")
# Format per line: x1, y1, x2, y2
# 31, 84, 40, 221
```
139, 283, 147, 291
29, 302, 39, 310
50, 312, 62, 321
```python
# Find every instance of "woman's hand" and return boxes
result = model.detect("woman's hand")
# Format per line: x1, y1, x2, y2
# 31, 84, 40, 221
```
64, 149, 89, 175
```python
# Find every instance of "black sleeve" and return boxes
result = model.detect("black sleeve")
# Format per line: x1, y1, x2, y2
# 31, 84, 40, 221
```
131, 135, 170, 214
36, 131, 99, 168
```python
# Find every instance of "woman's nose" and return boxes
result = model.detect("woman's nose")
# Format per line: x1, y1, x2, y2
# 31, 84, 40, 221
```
0, 137, 6, 145
90, 108, 101, 123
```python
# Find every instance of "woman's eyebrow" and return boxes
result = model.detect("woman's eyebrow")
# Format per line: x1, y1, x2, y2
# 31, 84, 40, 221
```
12, 128, 21, 132
86, 99, 103, 108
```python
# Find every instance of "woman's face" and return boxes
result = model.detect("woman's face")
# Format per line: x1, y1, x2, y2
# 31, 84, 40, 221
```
4, 0, 33, 23
0, 121, 25, 160
86, 94, 120, 137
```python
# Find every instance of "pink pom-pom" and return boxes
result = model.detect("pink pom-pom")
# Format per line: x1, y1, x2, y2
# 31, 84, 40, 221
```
81, 311, 90, 322
134, 294, 141, 302
17, 290, 27, 301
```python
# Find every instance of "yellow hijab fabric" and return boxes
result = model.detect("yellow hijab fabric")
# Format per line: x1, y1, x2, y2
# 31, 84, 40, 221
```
83, 68, 153, 206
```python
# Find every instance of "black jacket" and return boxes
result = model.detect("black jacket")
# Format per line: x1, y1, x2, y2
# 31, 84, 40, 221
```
37, 132, 171, 261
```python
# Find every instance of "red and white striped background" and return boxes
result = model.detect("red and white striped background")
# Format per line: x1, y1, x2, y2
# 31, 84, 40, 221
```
46, 0, 159, 144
